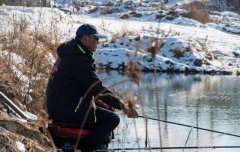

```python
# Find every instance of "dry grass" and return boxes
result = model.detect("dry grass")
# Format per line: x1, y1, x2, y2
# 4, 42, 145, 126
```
182, 1, 213, 24
173, 48, 185, 58
173, 46, 193, 58
0, 16, 60, 116
147, 37, 164, 59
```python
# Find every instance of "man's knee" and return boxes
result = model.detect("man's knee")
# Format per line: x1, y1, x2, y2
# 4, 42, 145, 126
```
107, 113, 120, 128
113, 114, 120, 126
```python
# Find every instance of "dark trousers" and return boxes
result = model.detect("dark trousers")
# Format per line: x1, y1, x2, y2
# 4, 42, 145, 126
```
79, 106, 120, 150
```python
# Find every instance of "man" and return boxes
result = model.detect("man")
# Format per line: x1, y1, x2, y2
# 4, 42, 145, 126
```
46, 24, 138, 151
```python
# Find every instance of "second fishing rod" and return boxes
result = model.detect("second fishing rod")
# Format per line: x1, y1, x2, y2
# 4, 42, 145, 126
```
138, 115, 240, 138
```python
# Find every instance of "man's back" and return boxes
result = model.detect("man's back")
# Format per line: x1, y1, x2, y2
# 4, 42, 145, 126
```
46, 39, 96, 123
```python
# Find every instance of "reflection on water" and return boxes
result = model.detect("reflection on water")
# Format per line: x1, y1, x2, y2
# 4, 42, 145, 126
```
97, 71, 240, 152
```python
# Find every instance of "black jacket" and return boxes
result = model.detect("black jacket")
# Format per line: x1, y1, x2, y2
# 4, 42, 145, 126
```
46, 38, 122, 123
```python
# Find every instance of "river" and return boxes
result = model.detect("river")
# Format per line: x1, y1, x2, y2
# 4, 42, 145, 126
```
97, 71, 240, 152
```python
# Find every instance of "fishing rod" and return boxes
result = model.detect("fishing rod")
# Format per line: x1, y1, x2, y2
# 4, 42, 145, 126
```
0, 91, 29, 120
138, 115, 240, 138
107, 145, 240, 150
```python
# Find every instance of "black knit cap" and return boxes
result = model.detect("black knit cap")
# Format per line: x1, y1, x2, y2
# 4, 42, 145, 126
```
76, 24, 107, 38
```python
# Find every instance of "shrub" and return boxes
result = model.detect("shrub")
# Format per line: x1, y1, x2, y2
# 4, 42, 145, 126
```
173, 48, 185, 58
0, 17, 60, 116
182, 1, 213, 24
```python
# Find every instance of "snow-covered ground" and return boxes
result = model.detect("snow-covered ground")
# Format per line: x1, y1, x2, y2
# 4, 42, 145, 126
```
1, 0, 240, 75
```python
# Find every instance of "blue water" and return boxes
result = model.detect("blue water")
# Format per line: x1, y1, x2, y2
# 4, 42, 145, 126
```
97, 71, 240, 152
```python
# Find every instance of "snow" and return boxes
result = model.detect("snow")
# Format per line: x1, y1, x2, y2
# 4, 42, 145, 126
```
23, 111, 38, 120
0, 0, 239, 104
0, 1, 239, 77
0, 0, 239, 102
15, 141, 26, 152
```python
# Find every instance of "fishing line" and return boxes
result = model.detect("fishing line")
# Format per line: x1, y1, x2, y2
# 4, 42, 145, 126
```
107, 145, 240, 151
138, 115, 240, 138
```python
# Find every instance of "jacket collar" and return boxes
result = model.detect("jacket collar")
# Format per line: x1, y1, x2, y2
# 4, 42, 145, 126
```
75, 38, 94, 63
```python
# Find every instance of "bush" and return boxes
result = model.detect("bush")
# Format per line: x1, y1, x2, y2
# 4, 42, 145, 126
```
182, 1, 213, 24
0, 18, 59, 116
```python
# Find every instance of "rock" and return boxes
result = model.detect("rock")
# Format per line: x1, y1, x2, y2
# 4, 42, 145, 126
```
129, 11, 142, 18
100, 7, 113, 15
194, 59, 203, 67
233, 51, 240, 57
120, 14, 129, 19
0, 111, 53, 151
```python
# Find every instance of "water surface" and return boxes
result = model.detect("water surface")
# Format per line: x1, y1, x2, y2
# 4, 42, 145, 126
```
97, 71, 240, 152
